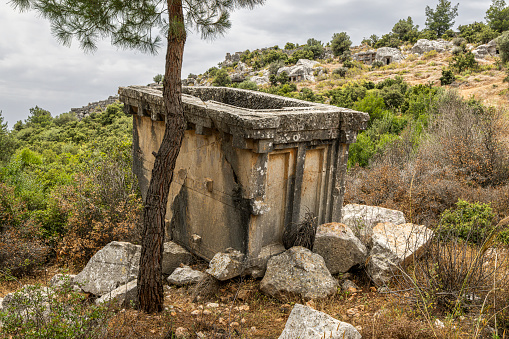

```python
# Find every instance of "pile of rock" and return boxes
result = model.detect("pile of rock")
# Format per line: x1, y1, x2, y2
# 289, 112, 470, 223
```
411, 39, 453, 55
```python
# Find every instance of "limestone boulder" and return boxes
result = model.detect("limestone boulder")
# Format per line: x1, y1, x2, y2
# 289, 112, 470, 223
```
95, 280, 137, 307
473, 40, 498, 59
206, 248, 245, 281
244, 243, 286, 278
411, 39, 452, 55
375, 47, 405, 64
341, 204, 406, 243
74, 241, 141, 296
277, 59, 320, 82
367, 222, 433, 285
313, 223, 367, 274
260, 247, 338, 301
162, 241, 193, 275
278, 304, 361, 339
167, 265, 206, 286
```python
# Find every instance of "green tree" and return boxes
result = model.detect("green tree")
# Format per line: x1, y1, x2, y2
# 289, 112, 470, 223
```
498, 31, 509, 63
305, 38, 324, 59
330, 32, 352, 58
485, 0, 509, 33
392, 16, 419, 43
11, 0, 265, 313
0, 111, 17, 165
153, 74, 163, 84
425, 0, 459, 37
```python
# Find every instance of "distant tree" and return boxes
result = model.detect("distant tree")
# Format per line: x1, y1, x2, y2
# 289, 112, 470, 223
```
374, 33, 401, 48
0, 111, 17, 165
212, 69, 232, 86
153, 74, 163, 84
11, 0, 265, 314
26, 106, 53, 128
425, 0, 459, 37
306, 38, 324, 59
330, 32, 352, 58
284, 42, 296, 50
392, 16, 419, 43
485, 0, 509, 33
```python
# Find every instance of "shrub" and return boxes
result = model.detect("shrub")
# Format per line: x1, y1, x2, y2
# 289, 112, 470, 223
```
439, 199, 495, 244
236, 80, 258, 91
212, 69, 232, 86
371, 60, 384, 69
498, 31, 509, 63
440, 68, 455, 85
422, 50, 438, 60
284, 42, 296, 50
450, 51, 478, 73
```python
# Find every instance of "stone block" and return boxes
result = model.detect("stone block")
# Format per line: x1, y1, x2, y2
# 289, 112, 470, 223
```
162, 241, 193, 275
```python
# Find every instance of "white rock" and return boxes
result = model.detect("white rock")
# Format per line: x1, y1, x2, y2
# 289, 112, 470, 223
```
278, 304, 361, 339
313, 223, 367, 274
206, 249, 245, 281
244, 243, 286, 278
95, 279, 138, 307
162, 241, 193, 275
411, 39, 453, 55
74, 241, 141, 296
375, 47, 405, 64
167, 265, 206, 286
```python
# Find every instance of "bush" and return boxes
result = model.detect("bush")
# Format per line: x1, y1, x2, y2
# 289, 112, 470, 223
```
498, 31, 509, 63
212, 69, 231, 86
440, 68, 455, 85
236, 80, 258, 91
371, 60, 384, 69
450, 51, 478, 73
439, 199, 495, 244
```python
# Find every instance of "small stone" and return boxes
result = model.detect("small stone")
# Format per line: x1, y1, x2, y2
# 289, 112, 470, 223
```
435, 319, 445, 329
241, 318, 246, 324
346, 308, 357, 317
206, 302, 219, 308
370, 286, 377, 292
203, 310, 212, 315
250, 326, 257, 333
175, 327, 188, 337
191, 310, 201, 316
230, 321, 240, 327
238, 304, 249, 311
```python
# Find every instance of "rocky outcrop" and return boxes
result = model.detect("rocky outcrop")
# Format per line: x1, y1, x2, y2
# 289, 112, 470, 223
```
411, 39, 453, 55
278, 304, 361, 339
74, 241, 141, 296
95, 280, 138, 307
249, 70, 270, 86
260, 247, 337, 301
472, 39, 498, 59
375, 47, 405, 64
167, 265, 206, 286
277, 59, 321, 82
206, 248, 245, 281
341, 204, 406, 244
313, 223, 367, 274
71, 96, 119, 120
162, 241, 193, 275
367, 222, 433, 285
244, 243, 286, 278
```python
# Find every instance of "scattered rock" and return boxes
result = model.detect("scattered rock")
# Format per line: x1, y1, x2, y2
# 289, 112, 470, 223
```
175, 327, 188, 338
277, 59, 320, 82
206, 248, 245, 281
278, 304, 361, 339
167, 265, 206, 286
367, 223, 433, 285
192, 274, 220, 301
244, 243, 285, 278
249, 70, 270, 86
313, 222, 367, 274
411, 39, 452, 55
74, 241, 141, 296
95, 279, 138, 307
260, 246, 338, 301
206, 302, 219, 308
162, 241, 193, 275
341, 279, 359, 293
472, 40, 498, 59
341, 204, 406, 244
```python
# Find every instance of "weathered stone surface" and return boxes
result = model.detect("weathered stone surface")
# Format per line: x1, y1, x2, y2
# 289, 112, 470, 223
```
313, 223, 367, 274
375, 47, 405, 64
341, 204, 406, 243
162, 241, 193, 275
206, 249, 245, 281
277, 59, 320, 82
411, 39, 452, 55
167, 265, 206, 285
95, 280, 138, 307
74, 241, 141, 296
278, 304, 361, 339
244, 243, 286, 278
367, 222, 433, 285
49, 273, 77, 288
260, 247, 338, 300
341, 279, 359, 292
473, 40, 498, 59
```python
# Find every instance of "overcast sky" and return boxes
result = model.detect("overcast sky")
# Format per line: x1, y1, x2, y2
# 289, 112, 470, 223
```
0, 0, 492, 128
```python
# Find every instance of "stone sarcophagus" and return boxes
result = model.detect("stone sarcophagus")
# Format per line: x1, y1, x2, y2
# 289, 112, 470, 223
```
119, 85, 368, 262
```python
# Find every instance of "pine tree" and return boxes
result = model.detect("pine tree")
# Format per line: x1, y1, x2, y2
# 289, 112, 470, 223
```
425, 0, 459, 37
10, 0, 265, 313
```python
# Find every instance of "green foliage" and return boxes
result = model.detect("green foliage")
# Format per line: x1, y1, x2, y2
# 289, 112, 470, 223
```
450, 50, 478, 73
332, 67, 348, 77
268, 60, 286, 76
0, 282, 113, 338
485, 0, 509, 33
211, 69, 232, 86
305, 38, 324, 59
353, 92, 387, 122
439, 199, 495, 244
287, 49, 313, 64
269, 71, 289, 86
418, 29, 439, 40
458, 21, 498, 43
0, 111, 17, 166
392, 16, 420, 43
374, 33, 401, 48
152, 74, 163, 84
440, 68, 456, 85
330, 32, 352, 58
425, 0, 460, 37
498, 31, 509, 63
235, 80, 258, 91
284, 42, 296, 50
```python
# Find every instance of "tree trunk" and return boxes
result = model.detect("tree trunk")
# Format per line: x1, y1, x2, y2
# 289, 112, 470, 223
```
137, 0, 186, 313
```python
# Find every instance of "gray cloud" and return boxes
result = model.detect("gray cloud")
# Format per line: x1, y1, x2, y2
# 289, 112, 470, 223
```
0, 0, 492, 128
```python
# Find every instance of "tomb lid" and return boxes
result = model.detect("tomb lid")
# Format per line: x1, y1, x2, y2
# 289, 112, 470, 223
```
119, 85, 369, 145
